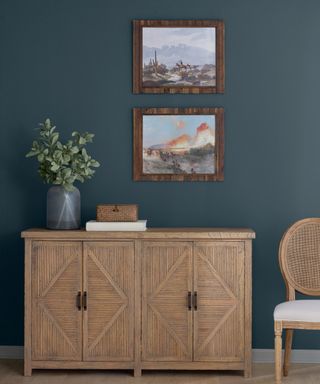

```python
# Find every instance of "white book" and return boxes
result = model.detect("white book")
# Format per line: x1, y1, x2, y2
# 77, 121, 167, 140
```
86, 220, 147, 231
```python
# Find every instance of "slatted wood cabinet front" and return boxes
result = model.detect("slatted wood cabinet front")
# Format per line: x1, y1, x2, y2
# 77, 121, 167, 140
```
22, 229, 254, 377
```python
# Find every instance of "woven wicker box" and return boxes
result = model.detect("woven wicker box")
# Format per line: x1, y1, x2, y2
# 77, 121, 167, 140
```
96, 204, 138, 222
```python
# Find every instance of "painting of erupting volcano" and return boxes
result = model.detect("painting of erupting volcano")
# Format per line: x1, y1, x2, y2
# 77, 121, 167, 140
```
133, 20, 225, 94
133, 108, 224, 181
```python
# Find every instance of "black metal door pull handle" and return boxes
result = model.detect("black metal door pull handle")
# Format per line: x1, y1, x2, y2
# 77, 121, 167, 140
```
83, 291, 87, 310
187, 291, 192, 310
76, 292, 81, 310
194, 291, 198, 311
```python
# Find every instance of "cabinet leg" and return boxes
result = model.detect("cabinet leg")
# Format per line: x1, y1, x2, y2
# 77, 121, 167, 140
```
244, 348, 252, 378
244, 366, 252, 378
134, 367, 142, 377
24, 361, 32, 376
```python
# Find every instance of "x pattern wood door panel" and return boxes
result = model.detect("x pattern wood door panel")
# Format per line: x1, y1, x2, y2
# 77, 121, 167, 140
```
194, 241, 245, 361
142, 242, 193, 361
83, 242, 134, 361
31, 241, 82, 361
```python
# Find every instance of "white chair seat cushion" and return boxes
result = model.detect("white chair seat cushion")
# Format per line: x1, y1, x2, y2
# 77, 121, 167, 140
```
274, 300, 320, 322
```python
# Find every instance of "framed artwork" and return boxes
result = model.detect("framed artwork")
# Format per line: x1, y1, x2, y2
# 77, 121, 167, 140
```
133, 107, 224, 181
133, 20, 225, 94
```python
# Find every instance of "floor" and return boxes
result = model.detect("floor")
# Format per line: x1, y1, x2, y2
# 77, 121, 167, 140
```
1, 360, 320, 384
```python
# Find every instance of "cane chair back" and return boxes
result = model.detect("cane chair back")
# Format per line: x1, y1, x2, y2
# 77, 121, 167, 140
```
279, 218, 320, 296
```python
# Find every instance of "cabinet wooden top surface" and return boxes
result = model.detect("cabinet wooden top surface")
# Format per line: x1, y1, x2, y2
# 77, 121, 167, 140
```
21, 228, 255, 240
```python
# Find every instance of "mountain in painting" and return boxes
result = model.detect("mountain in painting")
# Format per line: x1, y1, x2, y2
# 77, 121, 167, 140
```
150, 122, 214, 152
143, 44, 214, 68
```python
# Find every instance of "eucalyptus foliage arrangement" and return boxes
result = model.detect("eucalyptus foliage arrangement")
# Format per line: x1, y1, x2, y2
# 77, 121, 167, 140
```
26, 118, 100, 191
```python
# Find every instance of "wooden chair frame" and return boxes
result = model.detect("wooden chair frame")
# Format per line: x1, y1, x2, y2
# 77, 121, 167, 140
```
275, 218, 320, 383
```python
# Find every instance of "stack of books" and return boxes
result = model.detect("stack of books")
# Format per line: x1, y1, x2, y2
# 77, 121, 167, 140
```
86, 220, 147, 231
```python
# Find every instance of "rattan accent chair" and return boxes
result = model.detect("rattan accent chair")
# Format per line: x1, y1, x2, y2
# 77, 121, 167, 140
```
274, 218, 320, 383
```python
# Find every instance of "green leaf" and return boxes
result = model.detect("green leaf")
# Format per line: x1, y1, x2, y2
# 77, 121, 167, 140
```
85, 132, 94, 142
75, 175, 84, 182
37, 153, 44, 162
71, 146, 79, 154
63, 155, 71, 163
50, 163, 60, 172
49, 125, 56, 135
62, 168, 72, 177
53, 150, 62, 160
90, 160, 100, 167
44, 118, 51, 129
81, 148, 88, 160
51, 132, 59, 145
26, 151, 36, 158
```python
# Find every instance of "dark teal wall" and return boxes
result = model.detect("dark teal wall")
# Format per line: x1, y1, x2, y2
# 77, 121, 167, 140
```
1, 0, 320, 348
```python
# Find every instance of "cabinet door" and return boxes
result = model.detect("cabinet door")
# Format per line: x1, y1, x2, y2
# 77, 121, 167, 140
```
83, 242, 135, 361
142, 242, 193, 361
193, 241, 245, 362
31, 241, 82, 361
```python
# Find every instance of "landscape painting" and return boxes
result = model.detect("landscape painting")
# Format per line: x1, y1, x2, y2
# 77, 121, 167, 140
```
143, 115, 216, 174
133, 108, 224, 181
133, 20, 225, 94
143, 27, 216, 87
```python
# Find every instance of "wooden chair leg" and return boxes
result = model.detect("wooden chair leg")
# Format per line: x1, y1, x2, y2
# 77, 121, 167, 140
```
283, 329, 293, 376
274, 321, 283, 384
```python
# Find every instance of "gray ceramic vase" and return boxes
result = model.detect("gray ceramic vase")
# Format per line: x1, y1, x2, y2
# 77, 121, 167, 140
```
47, 185, 80, 229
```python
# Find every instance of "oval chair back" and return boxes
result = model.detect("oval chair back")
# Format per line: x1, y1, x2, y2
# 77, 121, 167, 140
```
279, 217, 320, 297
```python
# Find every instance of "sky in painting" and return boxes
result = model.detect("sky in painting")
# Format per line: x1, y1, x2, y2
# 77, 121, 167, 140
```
143, 115, 215, 148
142, 27, 216, 67
143, 28, 215, 51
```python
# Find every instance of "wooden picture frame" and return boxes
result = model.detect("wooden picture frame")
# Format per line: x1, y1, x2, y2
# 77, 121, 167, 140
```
133, 107, 224, 181
133, 20, 225, 94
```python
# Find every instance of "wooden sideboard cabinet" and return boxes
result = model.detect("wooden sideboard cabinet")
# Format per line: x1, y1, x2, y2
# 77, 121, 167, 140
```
22, 228, 255, 377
